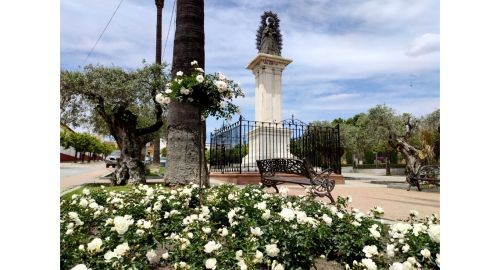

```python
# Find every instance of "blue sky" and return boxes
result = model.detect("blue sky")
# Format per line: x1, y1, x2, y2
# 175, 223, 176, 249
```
61, 0, 440, 134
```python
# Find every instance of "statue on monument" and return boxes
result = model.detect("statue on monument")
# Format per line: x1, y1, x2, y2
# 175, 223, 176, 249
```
256, 11, 283, 56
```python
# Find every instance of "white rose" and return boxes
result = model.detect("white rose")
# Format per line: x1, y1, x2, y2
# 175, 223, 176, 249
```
265, 244, 280, 257
196, 74, 204, 83
113, 216, 134, 235
187, 232, 194, 238
322, 214, 332, 225
279, 208, 295, 221
253, 250, 263, 263
205, 258, 217, 269
420, 248, 431, 259
176, 71, 183, 76
104, 251, 117, 262
180, 87, 191, 95
218, 73, 226, 80
204, 241, 222, 253
202, 227, 212, 234
427, 224, 440, 243
79, 198, 88, 208
146, 249, 157, 262
87, 238, 103, 252
336, 212, 344, 219
388, 262, 404, 270
386, 244, 396, 257
66, 228, 74, 235
78, 244, 85, 251
82, 188, 90, 195
369, 224, 381, 239
219, 227, 228, 237
70, 264, 91, 270
155, 93, 164, 103
402, 244, 410, 253
215, 80, 227, 92
190, 60, 198, 66
254, 201, 267, 210
361, 258, 377, 270
362, 245, 378, 258
272, 261, 284, 270
237, 260, 248, 270
235, 250, 243, 260
162, 251, 169, 260
195, 67, 204, 73
114, 243, 129, 256
89, 202, 98, 209
262, 209, 271, 220
250, 227, 263, 237
165, 88, 172, 94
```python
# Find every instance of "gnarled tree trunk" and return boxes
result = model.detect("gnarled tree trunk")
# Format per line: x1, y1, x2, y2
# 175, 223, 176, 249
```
391, 137, 423, 184
109, 108, 148, 185
165, 0, 206, 186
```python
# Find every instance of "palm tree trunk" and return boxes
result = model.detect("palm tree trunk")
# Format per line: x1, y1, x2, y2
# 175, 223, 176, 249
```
165, 0, 205, 185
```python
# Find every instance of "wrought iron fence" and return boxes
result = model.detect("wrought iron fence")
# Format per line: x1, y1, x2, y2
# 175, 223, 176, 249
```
209, 116, 342, 174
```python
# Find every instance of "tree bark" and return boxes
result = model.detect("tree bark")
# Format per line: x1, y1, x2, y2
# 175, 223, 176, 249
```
109, 108, 147, 185
385, 153, 391, 176
165, 102, 203, 184
391, 137, 423, 184
165, 0, 205, 186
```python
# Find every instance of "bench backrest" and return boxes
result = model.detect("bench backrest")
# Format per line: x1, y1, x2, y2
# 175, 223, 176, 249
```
256, 159, 313, 179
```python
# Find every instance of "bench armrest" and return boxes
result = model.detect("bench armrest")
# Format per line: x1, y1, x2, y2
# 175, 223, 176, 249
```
311, 168, 335, 192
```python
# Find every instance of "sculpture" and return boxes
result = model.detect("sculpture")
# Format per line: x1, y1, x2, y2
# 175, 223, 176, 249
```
256, 11, 283, 56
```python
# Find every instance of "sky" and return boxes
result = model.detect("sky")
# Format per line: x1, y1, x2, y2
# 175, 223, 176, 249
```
61, 0, 440, 135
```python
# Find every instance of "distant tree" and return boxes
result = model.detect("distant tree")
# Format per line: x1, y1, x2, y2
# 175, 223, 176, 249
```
60, 64, 167, 184
160, 147, 167, 157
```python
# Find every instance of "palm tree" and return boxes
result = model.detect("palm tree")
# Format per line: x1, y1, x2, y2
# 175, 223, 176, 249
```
165, 0, 207, 185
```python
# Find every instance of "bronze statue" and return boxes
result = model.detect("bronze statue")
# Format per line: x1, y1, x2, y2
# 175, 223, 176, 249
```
256, 11, 282, 56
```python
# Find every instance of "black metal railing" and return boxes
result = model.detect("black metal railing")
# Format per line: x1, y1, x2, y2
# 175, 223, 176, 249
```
209, 116, 342, 174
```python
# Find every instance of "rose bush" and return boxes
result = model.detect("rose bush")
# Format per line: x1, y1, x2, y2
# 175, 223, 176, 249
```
155, 60, 244, 120
61, 184, 440, 270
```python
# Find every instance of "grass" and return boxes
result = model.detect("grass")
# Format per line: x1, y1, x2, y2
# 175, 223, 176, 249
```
61, 182, 167, 200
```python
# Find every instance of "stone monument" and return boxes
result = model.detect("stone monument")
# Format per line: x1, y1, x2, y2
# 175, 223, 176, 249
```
242, 11, 294, 166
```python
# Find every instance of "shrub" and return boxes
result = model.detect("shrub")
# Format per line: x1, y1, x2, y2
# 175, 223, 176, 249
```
61, 184, 440, 270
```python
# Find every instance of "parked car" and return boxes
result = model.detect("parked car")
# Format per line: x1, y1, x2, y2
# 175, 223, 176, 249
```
144, 155, 152, 165
105, 150, 121, 168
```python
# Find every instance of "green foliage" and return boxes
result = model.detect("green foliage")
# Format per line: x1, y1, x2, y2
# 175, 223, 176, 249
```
156, 62, 245, 120
60, 63, 168, 136
60, 185, 440, 270
160, 147, 167, 157
61, 131, 114, 155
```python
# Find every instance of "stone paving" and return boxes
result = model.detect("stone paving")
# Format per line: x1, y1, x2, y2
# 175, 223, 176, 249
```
269, 180, 440, 222
60, 163, 440, 222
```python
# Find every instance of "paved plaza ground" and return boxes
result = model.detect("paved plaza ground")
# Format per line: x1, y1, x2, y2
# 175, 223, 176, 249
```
60, 162, 440, 222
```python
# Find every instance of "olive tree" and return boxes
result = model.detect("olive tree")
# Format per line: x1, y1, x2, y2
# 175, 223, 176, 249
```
60, 63, 167, 184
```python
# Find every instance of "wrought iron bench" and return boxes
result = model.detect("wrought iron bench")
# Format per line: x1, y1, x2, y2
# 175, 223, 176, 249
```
407, 165, 440, 191
256, 158, 336, 203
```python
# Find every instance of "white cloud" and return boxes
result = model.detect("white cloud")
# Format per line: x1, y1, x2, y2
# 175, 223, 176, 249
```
407, 33, 440, 57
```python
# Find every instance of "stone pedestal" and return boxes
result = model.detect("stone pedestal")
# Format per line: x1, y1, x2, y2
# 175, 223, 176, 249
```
243, 53, 293, 167
241, 126, 295, 166
248, 53, 292, 122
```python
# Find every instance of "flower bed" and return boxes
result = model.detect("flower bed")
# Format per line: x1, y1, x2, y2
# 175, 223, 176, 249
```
61, 184, 440, 270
